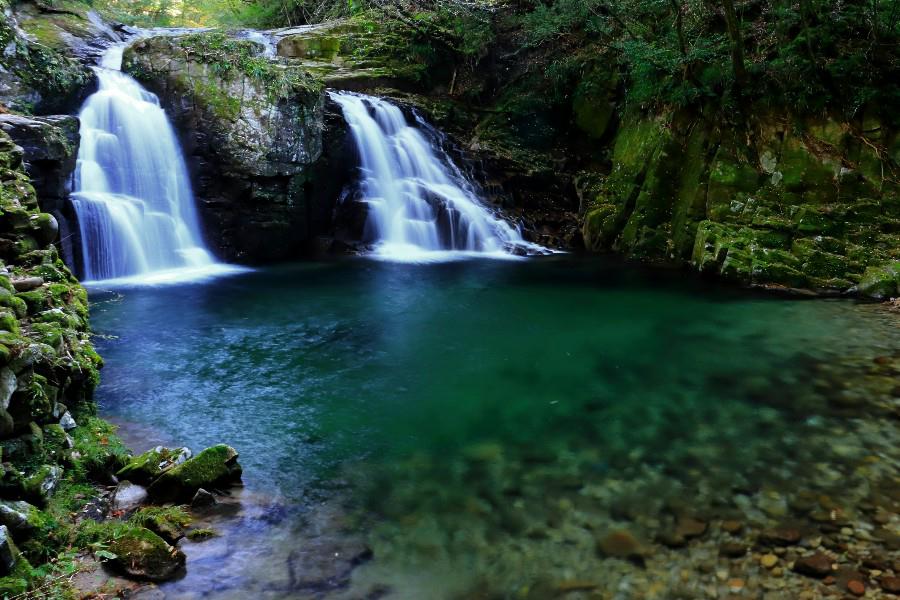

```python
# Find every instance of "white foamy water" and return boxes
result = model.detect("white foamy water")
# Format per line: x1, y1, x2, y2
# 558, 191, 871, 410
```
73, 42, 242, 284
331, 92, 544, 262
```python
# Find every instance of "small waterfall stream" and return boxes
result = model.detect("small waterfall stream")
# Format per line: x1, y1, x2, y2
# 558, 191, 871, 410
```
72, 43, 228, 284
331, 92, 541, 261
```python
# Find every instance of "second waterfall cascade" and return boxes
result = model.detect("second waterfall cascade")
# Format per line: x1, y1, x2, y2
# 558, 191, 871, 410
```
331, 92, 542, 261
72, 44, 233, 284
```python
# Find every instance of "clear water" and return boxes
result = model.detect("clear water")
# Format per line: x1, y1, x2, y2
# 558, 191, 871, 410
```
89, 257, 899, 598
332, 92, 543, 261
72, 44, 223, 283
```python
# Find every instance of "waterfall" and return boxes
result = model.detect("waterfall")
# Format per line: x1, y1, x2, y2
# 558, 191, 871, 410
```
331, 92, 541, 261
72, 42, 230, 284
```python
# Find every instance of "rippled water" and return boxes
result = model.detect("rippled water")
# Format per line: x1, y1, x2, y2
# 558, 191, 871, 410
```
88, 257, 899, 598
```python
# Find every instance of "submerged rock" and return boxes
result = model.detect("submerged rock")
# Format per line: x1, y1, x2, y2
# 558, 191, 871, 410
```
107, 527, 185, 582
191, 488, 216, 508
147, 445, 242, 504
596, 530, 646, 564
793, 553, 834, 578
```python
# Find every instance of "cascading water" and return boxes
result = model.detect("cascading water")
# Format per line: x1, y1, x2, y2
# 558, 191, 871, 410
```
331, 92, 541, 261
72, 42, 229, 284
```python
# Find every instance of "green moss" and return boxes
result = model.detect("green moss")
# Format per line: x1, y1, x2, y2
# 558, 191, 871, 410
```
167, 32, 322, 101
857, 262, 900, 299
117, 447, 186, 485
130, 506, 191, 530
69, 418, 129, 481
148, 444, 241, 503
186, 528, 218, 541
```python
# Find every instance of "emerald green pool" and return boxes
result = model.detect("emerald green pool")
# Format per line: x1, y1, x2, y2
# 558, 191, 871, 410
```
88, 257, 899, 598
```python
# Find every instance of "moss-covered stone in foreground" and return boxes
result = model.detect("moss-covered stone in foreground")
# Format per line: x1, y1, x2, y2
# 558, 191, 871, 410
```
148, 444, 242, 503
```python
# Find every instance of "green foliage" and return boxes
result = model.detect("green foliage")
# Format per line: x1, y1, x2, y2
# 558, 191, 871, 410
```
69, 417, 129, 481
517, 0, 900, 119
129, 506, 192, 530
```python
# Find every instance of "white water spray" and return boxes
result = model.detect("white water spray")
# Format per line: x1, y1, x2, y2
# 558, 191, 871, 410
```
72, 42, 234, 284
331, 92, 541, 261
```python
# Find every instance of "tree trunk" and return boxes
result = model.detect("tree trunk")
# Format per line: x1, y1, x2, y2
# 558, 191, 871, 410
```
720, 0, 748, 89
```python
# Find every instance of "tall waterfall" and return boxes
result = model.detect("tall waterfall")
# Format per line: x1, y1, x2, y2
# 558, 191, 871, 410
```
72, 43, 225, 284
331, 92, 539, 261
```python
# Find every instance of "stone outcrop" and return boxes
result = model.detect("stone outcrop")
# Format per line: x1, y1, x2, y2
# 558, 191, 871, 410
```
146, 444, 242, 504
123, 32, 332, 263
271, 20, 419, 91
0, 114, 80, 269
0, 0, 100, 114
578, 108, 900, 296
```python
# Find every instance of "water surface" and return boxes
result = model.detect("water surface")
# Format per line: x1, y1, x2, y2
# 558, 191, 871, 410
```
89, 257, 899, 598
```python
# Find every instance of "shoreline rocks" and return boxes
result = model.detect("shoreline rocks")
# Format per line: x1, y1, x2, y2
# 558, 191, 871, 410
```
147, 444, 242, 504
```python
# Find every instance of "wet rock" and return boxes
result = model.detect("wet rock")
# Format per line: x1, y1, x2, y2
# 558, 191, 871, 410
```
881, 576, 900, 595
122, 33, 331, 264
111, 481, 148, 513
793, 553, 834, 578
846, 579, 865, 596
191, 488, 216, 508
0, 525, 19, 576
721, 520, 743, 534
107, 527, 185, 582
59, 411, 77, 432
759, 527, 802, 546
0, 500, 41, 538
116, 446, 191, 486
10, 277, 42, 292
24, 465, 61, 505
597, 530, 645, 565
0, 368, 16, 411
148, 445, 241, 504
719, 542, 747, 558
659, 516, 707, 548
760, 554, 778, 569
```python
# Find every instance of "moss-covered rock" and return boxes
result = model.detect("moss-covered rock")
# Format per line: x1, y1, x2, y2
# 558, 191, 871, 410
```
108, 526, 185, 581
148, 445, 242, 504
0, 0, 96, 114
129, 506, 191, 545
581, 108, 900, 296
857, 262, 900, 299
116, 446, 191, 486
273, 19, 422, 90
79, 522, 185, 582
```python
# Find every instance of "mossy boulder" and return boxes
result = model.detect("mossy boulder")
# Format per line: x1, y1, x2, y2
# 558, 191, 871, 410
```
106, 525, 186, 582
23, 464, 61, 506
0, 500, 43, 540
129, 506, 191, 545
857, 262, 900, 299
147, 445, 242, 504
0, 4, 95, 114
116, 446, 191, 486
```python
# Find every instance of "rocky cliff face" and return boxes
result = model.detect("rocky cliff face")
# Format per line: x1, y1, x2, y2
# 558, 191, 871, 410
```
0, 0, 108, 114
123, 33, 332, 263
577, 108, 900, 297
